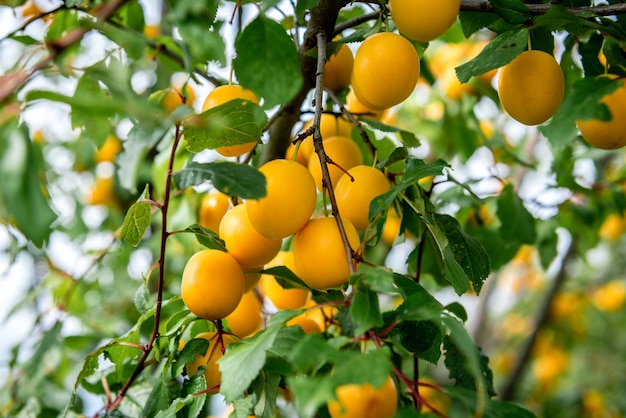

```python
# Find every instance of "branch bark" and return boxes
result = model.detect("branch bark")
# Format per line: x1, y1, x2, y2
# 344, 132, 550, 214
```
498, 241, 575, 401
460, 0, 626, 16
260, 0, 348, 164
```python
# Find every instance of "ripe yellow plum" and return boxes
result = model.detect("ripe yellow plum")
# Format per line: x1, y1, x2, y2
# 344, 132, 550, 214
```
497, 50, 564, 126
293, 216, 360, 290
219, 204, 282, 269
335, 165, 391, 231
351, 32, 420, 110
576, 75, 626, 150
246, 159, 317, 239
181, 249, 245, 320
390, 0, 460, 42
327, 376, 398, 418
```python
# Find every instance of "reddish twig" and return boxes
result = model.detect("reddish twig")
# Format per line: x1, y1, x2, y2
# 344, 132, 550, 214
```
103, 124, 182, 414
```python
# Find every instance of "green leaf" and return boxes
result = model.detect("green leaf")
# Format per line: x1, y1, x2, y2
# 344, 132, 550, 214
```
490, 0, 531, 24
117, 124, 169, 193
497, 184, 536, 246
183, 99, 267, 153
360, 118, 420, 148
0, 122, 56, 247
174, 338, 210, 378
459, 11, 500, 38
435, 214, 491, 295
218, 325, 281, 402
442, 316, 496, 398
287, 349, 393, 418
376, 146, 409, 170
133, 284, 151, 315
541, 76, 621, 148
183, 224, 227, 251
182, 373, 208, 418
395, 320, 442, 365
350, 265, 402, 295
447, 387, 537, 417
178, 22, 226, 65
233, 15, 304, 108
445, 302, 468, 323
456, 28, 528, 83
349, 288, 383, 335
369, 158, 449, 220
173, 161, 266, 199
153, 394, 197, 418
395, 284, 444, 322
120, 185, 152, 247
262, 265, 310, 290
251, 371, 281, 418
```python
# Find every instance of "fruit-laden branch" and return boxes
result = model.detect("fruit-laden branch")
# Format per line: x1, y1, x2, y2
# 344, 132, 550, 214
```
460, 0, 626, 16
311, 31, 358, 275
0, 0, 131, 104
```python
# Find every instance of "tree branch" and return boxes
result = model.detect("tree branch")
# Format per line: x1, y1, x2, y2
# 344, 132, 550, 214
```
0, 0, 131, 103
460, 0, 626, 16
498, 240, 575, 401
311, 31, 357, 275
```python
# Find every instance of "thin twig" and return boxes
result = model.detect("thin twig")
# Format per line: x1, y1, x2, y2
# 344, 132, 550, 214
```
325, 89, 377, 159
311, 31, 357, 275
104, 125, 182, 413
459, 0, 626, 16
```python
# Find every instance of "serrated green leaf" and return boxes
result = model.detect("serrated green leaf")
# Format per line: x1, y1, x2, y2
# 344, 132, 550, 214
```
349, 288, 383, 335
456, 28, 528, 83
436, 214, 490, 295
219, 326, 281, 402
395, 320, 442, 365
360, 118, 420, 148
442, 316, 496, 398
120, 201, 152, 247
251, 371, 281, 418
173, 161, 266, 199
174, 338, 210, 378
541, 76, 621, 148
183, 99, 267, 152
233, 15, 303, 108
182, 374, 208, 418
490, 0, 531, 24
